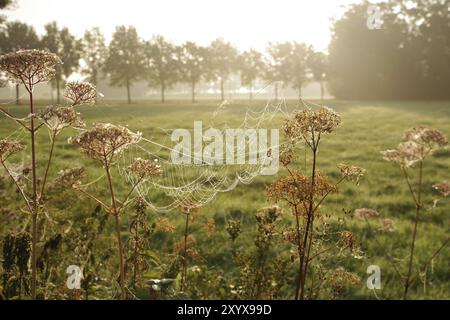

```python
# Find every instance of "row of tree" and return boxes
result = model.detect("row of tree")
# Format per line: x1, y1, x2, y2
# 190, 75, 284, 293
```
2, 0, 449, 102
0, 20, 327, 104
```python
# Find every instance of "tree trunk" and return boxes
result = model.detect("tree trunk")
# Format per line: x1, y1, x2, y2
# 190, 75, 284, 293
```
220, 78, 225, 101
15, 84, 20, 105
126, 77, 131, 104
50, 84, 54, 105
320, 81, 325, 102
274, 83, 279, 101
161, 82, 165, 104
56, 77, 61, 104
298, 85, 302, 101
249, 81, 253, 101
92, 69, 98, 103
191, 81, 196, 103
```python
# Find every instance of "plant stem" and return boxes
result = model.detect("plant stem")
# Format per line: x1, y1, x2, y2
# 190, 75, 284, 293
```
403, 160, 423, 300
293, 205, 302, 300
29, 89, 38, 300
1, 161, 34, 214
39, 130, 57, 201
182, 213, 190, 291
105, 163, 126, 300
298, 145, 317, 300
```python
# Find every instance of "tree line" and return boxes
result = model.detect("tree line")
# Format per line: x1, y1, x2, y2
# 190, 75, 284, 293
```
0, 20, 327, 104
1, 0, 449, 103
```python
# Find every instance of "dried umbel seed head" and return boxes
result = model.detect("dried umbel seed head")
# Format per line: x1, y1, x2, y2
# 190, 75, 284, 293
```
255, 205, 281, 225
433, 181, 450, 197
382, 127, 448, 168
69, 123, 142, 164
331, 267, 361, 288
56, 167, 86, 188
178, 200, 202, 215
203, 218, 216, 237
154, 217, 175, 233
404, 127, 448, 149
39, 106, 85, 133
381, 218, 396, 232
174, 234, 198, 258
282, 228, 300, 246
338, 164, 366, 185
267, 171, 337, 206
226, 219, 241, 242
381, 141, 426, 168
134, 196, 148, 214
0, 139, 24, 162
128, 157, 162, 179
354, 208, 380, 220
64, 81, 97, 106
0, 50, 62, 89
279, 144, 294, 167
284, 106, 341, 143
339, 231, 355, 250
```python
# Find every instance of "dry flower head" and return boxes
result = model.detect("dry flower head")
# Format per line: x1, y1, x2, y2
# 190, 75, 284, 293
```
354, 208, 380, 220
267, 171, 337, 206
404, 127, 448, 149
64, 81, 97, 106
0, 49, 62, 90
154, 217, 176, 233
381, 218, 396, 232
284, 106, 341, 144
338, 164, 366, 185
69, 123, 141, 164
39, 106, 85, 133
56, 167, 86, 188
382, 127, 448, 168
128, 157, 163, 179
432, 181, 450, 197
0, 139, 24, 162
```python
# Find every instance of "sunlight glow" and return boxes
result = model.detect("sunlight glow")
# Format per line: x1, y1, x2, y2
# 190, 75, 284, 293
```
5, 0, 362, 52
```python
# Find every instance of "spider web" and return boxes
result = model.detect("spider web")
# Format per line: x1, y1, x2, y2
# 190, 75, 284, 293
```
116, 83, 296, 212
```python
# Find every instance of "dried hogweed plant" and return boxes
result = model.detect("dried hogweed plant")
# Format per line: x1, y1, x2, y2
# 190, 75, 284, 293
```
127, 197, 152, 290
232, 206, 289, 300
268, 104, 365, 300
177, 201, 202, 292
66, 125, 161, 299
381, 126, 449, 299
0, 49, 97, 299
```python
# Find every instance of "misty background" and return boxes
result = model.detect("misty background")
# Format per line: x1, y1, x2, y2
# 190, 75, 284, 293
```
0, 0, 449, 102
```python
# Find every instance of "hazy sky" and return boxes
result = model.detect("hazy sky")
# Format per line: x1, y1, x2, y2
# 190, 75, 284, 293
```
4, 0, 365, 52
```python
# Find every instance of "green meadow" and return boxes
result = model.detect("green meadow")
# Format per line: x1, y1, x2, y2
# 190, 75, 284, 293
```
1, 99, 449, 299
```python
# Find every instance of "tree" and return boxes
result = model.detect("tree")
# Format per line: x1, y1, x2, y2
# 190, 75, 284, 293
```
286, 43, 311, 99
144, 35, 180, 104
328, 1, 425, 100
81, 28, 107, 89
0, 0, 13, 9
238, 49, 265, 100
308, 51, 328, 101
0, 21, 39, 104
407, 0, 450, 99
179, 41, 207, 103
265, 42, 298, 100
104, 26, 144, 104
41, 22, 81, 104
206, 39, 238, 101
